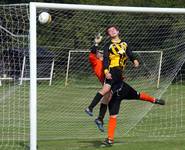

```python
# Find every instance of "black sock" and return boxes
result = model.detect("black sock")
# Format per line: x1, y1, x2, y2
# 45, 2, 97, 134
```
98, 103, 107, 122
88, 92, 103, 111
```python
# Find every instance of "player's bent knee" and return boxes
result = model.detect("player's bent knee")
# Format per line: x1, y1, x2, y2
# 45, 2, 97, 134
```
101, 99, 109, 104
101, 92, 111, 104
99, 84, 111, 95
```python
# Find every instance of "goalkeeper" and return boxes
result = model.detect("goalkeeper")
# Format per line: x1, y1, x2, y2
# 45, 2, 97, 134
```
86, 34, 111, 127
86, 30, 165, 133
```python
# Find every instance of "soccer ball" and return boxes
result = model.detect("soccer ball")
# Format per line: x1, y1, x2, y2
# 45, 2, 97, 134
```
38, 12, 52, 24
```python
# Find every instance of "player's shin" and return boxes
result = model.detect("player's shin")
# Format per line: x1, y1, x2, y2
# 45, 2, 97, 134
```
107, 115, 117, 141
139, 92, 155, 103
139, 92, 165, 105
88, 92, 103, 111
98, 103, 107, 121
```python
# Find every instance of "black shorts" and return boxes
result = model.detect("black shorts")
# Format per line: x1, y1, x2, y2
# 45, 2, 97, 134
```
108, 81, 140, 116
117, 81, 140, 100
104, 67, 123, 93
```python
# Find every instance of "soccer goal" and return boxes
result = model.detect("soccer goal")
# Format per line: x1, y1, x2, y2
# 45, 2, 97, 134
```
0, 49, 55, 86
65, 50, 163, 88
1, 2, 185, 150
30, 3, 185, 150
19, 54, 55, 86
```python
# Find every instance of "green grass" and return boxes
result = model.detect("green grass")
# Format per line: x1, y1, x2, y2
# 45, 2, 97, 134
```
36, 81, 185, 150
0, 80, 185, 150
37, 137, 185, 150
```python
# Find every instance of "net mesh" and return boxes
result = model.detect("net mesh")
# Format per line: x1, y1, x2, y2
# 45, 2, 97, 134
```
36, 7, 185, 141
0, 4, 185, 149
0, 4, 29, 150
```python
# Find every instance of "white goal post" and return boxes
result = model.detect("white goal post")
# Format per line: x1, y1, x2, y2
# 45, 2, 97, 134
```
0, 56, 55, 86
65, 50, 163, 88
29, 2, 185, 150
19, 56, 55, 86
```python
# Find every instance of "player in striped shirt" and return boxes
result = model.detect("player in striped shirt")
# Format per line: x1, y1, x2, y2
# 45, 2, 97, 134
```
86, 29, 165, 139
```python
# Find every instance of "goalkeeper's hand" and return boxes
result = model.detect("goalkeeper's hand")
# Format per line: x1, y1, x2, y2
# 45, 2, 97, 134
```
94, 33, 103, 45
133, 59, 139, 68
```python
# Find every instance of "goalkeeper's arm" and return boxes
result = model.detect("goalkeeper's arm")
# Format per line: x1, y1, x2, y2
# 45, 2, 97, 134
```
89, 33, 103, 64
90, 33, 103, 54
88, 34, 104, 84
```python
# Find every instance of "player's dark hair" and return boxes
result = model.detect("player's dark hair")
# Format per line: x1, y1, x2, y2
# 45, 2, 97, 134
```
106, 25, 119, 35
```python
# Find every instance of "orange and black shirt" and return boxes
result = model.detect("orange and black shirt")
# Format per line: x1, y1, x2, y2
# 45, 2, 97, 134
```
89, 45, 104, 84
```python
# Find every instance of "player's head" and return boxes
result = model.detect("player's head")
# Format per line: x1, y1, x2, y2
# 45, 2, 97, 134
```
106, 25, 119, 38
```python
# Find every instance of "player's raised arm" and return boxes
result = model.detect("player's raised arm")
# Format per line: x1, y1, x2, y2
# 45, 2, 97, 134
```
90, 45, 98, 54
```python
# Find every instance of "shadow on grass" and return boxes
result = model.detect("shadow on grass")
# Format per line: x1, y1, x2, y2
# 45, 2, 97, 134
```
78, 140, 103, 149
18, 141, 30, 150
19, 141, 39, 150
78, 139, 126, 149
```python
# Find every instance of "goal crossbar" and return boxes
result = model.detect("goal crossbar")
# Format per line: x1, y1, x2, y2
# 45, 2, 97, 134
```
32, 2, 185, 14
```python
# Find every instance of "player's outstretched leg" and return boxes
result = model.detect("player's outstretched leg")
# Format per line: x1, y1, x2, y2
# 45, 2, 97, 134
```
139, 92, 165, 105
117, 81, 166, 105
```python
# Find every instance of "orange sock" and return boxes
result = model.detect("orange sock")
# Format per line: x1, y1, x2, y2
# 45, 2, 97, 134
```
107, 116, 117, 140
140, 92, 155, 103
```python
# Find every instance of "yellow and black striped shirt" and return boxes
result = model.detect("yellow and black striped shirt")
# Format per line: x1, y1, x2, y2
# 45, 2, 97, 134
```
103, 39, 135, 74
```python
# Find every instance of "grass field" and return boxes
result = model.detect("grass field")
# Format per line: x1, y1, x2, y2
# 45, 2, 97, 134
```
37, 137, 185, 150
36, 80, 185, 150
0, 79, 185, 150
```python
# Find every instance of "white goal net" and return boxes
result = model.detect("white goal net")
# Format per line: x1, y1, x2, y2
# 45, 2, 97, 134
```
34, 3, 185, 141
0, 4, 29, 150
0, 3, 185, 150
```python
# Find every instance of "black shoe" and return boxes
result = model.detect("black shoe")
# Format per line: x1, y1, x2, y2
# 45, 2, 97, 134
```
94, 118, 104, 132
85, 107, 93, 116
154, 99, 165, 105
102, 138, 114, 146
